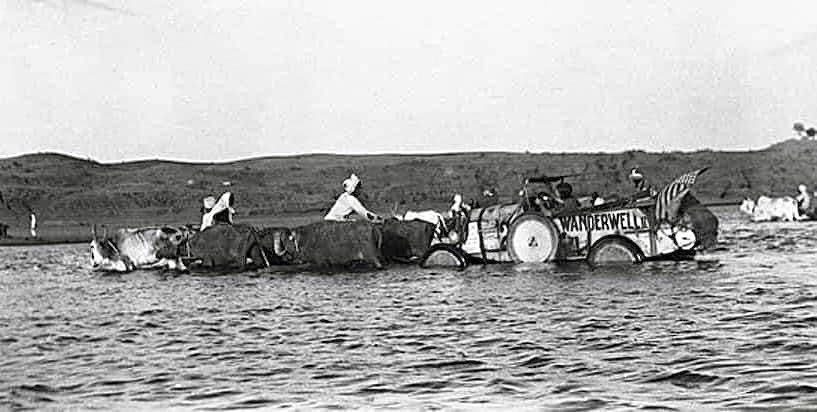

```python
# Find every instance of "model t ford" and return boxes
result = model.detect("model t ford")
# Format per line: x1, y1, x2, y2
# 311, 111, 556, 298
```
420, 170, 718, 268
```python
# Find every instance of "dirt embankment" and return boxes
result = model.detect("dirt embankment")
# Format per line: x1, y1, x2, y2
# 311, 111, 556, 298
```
0, 140, 815, 238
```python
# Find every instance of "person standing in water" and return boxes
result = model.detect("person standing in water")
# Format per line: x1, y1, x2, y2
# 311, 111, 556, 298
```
796, 184, 812, 218
325, 174, 382, 222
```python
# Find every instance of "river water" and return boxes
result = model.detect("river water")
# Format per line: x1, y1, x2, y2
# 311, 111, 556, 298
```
2, 208, 817, 410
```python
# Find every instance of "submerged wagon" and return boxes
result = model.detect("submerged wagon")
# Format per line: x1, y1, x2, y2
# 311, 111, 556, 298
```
421, 171, 718, 269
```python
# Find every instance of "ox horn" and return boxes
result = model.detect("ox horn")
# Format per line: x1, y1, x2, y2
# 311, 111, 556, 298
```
273, 231, 286, 256
92, 224, 98, 240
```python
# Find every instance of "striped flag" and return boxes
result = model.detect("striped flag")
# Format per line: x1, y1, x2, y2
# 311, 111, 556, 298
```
655, 168, 708, 223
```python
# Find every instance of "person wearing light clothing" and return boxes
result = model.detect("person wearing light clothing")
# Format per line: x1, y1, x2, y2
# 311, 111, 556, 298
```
30, 212, 37, 238
325, 174, 382, 222
200, 192, 235, 231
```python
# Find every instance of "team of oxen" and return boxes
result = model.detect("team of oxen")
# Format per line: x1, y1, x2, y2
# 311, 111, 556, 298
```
90, 216, 440, 273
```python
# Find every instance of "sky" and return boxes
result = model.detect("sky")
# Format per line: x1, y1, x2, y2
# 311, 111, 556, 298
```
2, 1, 817, 162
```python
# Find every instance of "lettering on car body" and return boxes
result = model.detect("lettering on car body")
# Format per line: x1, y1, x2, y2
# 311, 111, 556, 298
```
557, 210, 650, 234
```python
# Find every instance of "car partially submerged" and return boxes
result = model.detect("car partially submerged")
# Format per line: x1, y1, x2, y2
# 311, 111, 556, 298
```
420, 171, 718, 269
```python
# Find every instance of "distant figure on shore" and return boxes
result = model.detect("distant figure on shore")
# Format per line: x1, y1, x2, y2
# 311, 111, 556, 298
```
0, 222, 8, 238
325, 174, 382, 222
201, 192, 235, 231
796, 184, 811, 216
30, 213, 37, 238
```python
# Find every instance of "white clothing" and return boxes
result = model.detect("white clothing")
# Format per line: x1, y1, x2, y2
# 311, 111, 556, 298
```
325, 193, 375, 221
201, 192, 234, 231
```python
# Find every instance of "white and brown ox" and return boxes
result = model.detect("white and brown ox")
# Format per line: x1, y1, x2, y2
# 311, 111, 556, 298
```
740, 196, 803, 222
90, 226, 188, 272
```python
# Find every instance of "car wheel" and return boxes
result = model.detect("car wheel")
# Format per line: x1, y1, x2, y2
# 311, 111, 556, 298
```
420, 244, 468, 270
587, 237, 644, 266
507, 214, 559, 263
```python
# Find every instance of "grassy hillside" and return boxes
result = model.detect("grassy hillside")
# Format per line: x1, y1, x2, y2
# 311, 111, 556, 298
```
1, 139, 815, 234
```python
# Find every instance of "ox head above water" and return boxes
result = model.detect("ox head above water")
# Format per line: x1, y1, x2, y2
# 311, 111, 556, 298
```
90, 225, 132, 272
89, 225, 189, 272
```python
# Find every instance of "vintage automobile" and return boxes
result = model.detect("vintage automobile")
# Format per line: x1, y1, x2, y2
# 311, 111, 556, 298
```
420, 173, 718, 269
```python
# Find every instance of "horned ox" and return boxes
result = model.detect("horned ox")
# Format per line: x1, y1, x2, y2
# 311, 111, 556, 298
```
739, 196, 802, 222
90, 226, 188, 272
185, 223, 271, 269
254, 227, 298, 265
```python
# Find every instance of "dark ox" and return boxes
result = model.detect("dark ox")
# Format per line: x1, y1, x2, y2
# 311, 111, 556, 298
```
290, 221, 383, 268
381, 219, 436, 262
90, 226, 188, 272
255, 227, 298, 265
679, 195, 719, 250
185, 223, 270, 269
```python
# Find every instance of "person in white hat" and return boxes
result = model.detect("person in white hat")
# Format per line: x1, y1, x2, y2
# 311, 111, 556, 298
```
628, 166, 656, 197
629, 167, 645, 190
324, 174, 382, 222
201, 192, 235, 231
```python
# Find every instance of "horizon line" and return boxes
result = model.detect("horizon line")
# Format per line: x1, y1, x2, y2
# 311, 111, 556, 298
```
0, 139, 797, 165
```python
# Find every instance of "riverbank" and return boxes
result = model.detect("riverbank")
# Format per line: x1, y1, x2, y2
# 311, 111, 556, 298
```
0, 140, 811, 232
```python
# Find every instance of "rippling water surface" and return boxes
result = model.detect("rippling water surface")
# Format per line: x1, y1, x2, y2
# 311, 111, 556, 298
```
2, 208, 817, 410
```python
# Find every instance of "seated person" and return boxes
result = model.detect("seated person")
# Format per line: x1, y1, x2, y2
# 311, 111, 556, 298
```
480, 188, 498, 207
449, 194, 468, 215
532, 191, 557, 216
555, 182, 580, 213
325, 174, 382, 223
628, 166, 656, 198
201, 192, 235, 231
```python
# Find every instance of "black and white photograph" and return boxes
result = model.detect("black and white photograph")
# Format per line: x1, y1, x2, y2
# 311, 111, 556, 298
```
2, 1, 817, 410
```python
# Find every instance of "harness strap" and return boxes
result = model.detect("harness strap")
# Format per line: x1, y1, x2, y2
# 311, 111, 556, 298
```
106, 239, 121, 256
476, 208, 488, 264
248, 227, 271, 268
